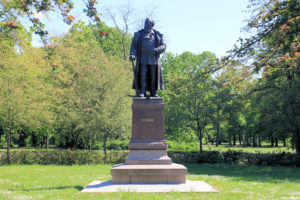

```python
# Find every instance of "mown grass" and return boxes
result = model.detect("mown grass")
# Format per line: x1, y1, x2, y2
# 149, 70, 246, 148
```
167, 141, 294, 153
0, 164, 299, 200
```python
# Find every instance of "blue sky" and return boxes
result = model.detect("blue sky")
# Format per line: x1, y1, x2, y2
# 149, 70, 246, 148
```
32, 0, 251, 58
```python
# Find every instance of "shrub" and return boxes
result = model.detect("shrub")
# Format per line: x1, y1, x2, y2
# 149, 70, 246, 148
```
169, 150, 299, 167
93, 140, 129, 151
0, 149, 299, 167
0, 150, 128, 165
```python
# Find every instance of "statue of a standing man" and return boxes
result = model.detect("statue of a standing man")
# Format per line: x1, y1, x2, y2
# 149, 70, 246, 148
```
129, 18, 166, 97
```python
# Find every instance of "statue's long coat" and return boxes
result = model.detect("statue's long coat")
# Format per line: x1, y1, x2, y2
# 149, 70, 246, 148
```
130, 29, 166, 91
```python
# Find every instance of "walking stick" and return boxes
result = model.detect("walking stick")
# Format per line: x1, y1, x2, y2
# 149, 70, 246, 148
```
131, 59, 139, 97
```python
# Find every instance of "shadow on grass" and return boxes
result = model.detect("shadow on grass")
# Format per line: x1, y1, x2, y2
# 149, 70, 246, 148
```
22, 185, 83, 192
185, 163, 300, 183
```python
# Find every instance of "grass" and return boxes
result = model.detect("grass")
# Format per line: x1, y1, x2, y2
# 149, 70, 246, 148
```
0, 164, 299, 200
167, 141, 294, 153
201, 144, 294, 153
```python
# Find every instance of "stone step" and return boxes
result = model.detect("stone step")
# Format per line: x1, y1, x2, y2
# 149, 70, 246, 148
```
125, 149, 172, 165
111, 163, 187, 184
128, 139, 168, 150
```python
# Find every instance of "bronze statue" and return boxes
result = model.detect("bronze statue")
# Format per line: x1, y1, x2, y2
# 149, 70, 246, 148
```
130, 18, 166, 97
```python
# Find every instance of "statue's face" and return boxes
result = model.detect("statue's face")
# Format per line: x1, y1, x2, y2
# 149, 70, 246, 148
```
144, 18, 154, 32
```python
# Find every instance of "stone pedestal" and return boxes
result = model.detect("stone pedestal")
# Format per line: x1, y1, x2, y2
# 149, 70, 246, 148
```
111, 97, 186, 184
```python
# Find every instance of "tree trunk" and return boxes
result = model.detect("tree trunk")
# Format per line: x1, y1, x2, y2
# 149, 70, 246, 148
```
271, 137, 274, 146
283, 137, 286, 147
247, 136, 251, 146
295, 127, 300, 154
45, 135, 49, 149
233, 133, 236, 146
89, 132, 92, 152
242, 134, 246, 146
6, 106, 12, 164
122, 37, 127, 61
32, 133, 37, 148
215, 106, 220, 147
196, 120, 203, 153
275, 139, 278, 147
199, 133, 203, 153
259, 138, 261, 147
6, 131, 11, 164
103, 135, 108, 155
253, 136, 257, 146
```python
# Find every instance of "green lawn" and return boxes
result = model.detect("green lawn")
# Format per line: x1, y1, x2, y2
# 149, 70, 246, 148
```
0, 164, 299, 200
200, 144, 294, 153
167, 141, 294, 153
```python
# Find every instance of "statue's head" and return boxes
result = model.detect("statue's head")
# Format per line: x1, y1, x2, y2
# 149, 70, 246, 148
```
144, 17, 155, 32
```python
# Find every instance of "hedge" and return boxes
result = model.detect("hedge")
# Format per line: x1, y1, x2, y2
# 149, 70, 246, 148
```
0, 150, 128, 165
168, 150, 300, 167
0, 150, 299, 167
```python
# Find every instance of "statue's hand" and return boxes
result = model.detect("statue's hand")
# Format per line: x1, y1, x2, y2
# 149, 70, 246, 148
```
154, 48, 159, 55
129, 55, 135, 61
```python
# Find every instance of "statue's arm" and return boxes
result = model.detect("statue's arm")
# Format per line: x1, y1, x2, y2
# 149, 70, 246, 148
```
130, 33, 137, 58
155, 35, 166, 55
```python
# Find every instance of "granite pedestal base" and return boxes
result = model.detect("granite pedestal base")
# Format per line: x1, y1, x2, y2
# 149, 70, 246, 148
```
111, 163, 186, 184
111, 97, 186, 184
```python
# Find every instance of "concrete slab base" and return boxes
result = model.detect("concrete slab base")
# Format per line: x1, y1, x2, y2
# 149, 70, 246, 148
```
81, 180, 218, 193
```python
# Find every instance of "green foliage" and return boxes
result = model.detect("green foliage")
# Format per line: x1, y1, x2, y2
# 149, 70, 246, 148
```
0, 135, 5, 147
0, 150, 128, 165
1, 149, 299, 167
0, 20, 133, 164
91, 22, 132, 60
159, 0, 299, 153
0, 44, 56, 163
50, 22, 132, 151
93, 140, 129, 150
168, 150, 300, 167
228, 0, 300, 153
0, 0, 102, 70
160, 51, 218, 151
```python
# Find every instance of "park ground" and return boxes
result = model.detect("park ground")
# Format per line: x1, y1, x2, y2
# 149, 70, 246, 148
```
0, 164, 299, 200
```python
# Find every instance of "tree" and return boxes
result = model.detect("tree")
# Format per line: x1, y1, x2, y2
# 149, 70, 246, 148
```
91, 22, 132, 62
210, 71, 233, 147
51, 22, 131, 152
0, 46, 56, 163
228, 0, 300, 153
1, 0, 102, 70
161, 51, 218, 152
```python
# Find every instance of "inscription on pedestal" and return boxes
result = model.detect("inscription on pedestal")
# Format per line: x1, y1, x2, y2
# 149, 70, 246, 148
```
141, 118, 155, 122
132, 98, 164, 140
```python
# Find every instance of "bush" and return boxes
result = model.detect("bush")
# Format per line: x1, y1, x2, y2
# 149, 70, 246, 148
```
168, 150, 299, 167
0, 150, 128, 165
93, 140, 129, 150
0, 149, 299, 167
